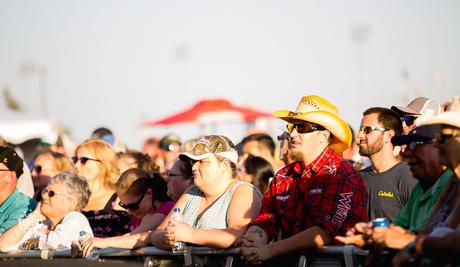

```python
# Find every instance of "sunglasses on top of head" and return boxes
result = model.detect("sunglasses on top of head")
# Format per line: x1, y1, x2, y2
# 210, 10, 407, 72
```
71, 156, 101, 165
287, 123, 325, 134
400, 115, 419, 127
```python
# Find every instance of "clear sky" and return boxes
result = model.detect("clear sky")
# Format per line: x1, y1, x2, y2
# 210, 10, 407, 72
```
1, 0, 459, 149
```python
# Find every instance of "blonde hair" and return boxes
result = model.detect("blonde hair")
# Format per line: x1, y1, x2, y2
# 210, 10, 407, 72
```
75, 139, 119, 190
36, 150, 73, 172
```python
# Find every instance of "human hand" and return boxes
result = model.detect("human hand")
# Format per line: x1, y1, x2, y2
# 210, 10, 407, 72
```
239, 237, 271, 265
80, 237, 100, 258
372, 225, 415, 250
164, 220, 193, 246
335, 221, 373, 247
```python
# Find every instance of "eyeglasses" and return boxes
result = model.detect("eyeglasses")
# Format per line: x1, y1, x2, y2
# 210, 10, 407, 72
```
119, 193, 145, 211
359, 126, 387, 135
401, 115, 419, 127
71, 156, 101, 165
435, 132, 460, 145
41, 188, 64, 198
407, 140, 432, 150
164, 171, 186, 178
287, 123, 325, 134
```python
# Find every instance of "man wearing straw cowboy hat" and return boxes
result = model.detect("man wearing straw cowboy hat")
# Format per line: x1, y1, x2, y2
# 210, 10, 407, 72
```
239, 95, 368, 265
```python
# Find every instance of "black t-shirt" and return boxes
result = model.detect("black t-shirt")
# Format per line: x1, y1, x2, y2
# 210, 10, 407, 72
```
361, 162, 417, 222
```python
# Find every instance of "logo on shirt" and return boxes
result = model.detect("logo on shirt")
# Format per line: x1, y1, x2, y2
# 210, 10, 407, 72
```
378, 191, 394, 198
276, 195, 289, 201
328, 192, 353, 227
309, 188, 322, 194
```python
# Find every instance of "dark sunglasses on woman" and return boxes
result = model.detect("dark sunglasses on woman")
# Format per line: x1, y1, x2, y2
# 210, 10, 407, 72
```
71, 156, 101, 165
119, 193, 145, 211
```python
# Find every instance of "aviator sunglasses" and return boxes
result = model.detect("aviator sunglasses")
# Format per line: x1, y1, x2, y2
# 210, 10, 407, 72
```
359, 125, 387, 135
71, 156, 101, 165
287, 123, 325, 134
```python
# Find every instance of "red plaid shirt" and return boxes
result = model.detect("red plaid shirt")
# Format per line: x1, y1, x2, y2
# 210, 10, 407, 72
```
250, 147, 368, 241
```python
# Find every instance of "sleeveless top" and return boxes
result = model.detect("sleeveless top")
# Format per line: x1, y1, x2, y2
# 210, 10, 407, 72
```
83, 193, 133, 237
182, 181, 257, 230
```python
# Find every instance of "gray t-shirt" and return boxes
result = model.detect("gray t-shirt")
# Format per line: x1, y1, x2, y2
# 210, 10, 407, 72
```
361, 162, 417, 221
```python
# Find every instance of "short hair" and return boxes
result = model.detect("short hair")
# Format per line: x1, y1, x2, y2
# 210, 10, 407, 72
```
241, 133, 276, 157
75, 139, 119, 190
49, 171, 91, 211
363, 107, 403, 135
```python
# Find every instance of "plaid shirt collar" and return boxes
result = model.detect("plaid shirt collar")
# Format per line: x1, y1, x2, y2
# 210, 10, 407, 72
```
289, 146, 335, 179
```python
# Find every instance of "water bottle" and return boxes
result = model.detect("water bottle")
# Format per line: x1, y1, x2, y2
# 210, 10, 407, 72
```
79, 231, 99, 260
170, 208, 187, 254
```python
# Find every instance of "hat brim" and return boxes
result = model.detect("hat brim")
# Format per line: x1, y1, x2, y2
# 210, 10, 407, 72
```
391, 105, 419, 115
274, 110, 351, 153
391, 134, 431, 146
416, 112, 460, 129
179, 151, 238, 164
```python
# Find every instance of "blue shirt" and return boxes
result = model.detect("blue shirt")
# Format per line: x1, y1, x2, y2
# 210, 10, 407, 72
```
0, 189, 37, 233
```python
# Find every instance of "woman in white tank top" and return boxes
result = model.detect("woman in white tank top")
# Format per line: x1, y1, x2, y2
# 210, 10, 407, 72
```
151, 135, 262, 249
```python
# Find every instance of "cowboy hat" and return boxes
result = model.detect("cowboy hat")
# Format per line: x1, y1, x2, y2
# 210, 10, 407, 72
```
274, 95, 351, 153
416, 96, 460, 129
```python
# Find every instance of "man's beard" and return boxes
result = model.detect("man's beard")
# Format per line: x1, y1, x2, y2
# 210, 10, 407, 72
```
359, 138, 383, 157
288, 148, 304, 162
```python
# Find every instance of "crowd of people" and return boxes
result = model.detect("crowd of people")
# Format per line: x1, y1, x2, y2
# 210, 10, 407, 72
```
0, 94, 459, 266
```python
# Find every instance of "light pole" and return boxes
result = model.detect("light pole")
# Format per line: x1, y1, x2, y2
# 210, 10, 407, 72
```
20, 62, 48, 117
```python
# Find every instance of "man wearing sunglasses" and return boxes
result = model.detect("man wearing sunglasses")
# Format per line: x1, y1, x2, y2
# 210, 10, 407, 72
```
0, 146, 36, 234
391, 97, 442, 135
240, 95, 368, 266
358, 107, 417, 222
391, 96, 460, 267
337, 125, 452, 252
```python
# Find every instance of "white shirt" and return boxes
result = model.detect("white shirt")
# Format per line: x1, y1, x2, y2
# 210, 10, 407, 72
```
1, 211, 93, 252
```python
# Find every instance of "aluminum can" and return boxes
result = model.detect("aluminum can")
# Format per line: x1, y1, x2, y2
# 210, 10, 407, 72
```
372, 218, 389, 228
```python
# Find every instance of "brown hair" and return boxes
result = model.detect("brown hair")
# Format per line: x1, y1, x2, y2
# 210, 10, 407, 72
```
118, 150, 160, 173
116, 168, 152, 196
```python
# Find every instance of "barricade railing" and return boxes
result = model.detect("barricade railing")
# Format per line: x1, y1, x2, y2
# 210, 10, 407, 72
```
0, 245, 369, 267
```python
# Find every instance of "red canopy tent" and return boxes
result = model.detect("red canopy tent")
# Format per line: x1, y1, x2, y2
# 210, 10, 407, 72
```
144, 98, 272, 126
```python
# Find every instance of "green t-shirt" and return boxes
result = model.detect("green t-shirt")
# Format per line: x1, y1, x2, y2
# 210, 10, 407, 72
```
0, 189, 37, 234
393, 169, 453, 232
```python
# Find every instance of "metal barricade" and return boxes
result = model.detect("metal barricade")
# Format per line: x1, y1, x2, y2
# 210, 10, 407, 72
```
0, 245, 369, 267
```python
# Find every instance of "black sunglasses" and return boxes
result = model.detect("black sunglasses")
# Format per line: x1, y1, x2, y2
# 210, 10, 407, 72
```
33, 165, 42, 174
401, 115, 419, 127
72, 156, 101, 165
359, 125, 387, 135
41, 188, 64, 198
287, 123, 325, 134
435, 132, 460, 145
119, 193, 145, 211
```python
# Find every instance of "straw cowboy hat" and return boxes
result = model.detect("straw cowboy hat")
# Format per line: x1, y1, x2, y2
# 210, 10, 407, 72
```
416, 96, 460, 129
274, 95, 352, 153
